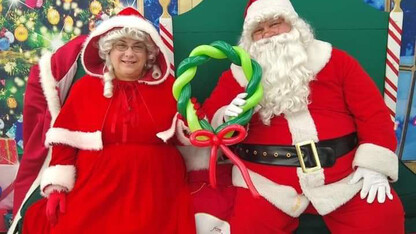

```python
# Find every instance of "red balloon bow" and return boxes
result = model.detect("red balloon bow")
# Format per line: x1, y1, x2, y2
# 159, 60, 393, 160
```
190, 124, 260, 198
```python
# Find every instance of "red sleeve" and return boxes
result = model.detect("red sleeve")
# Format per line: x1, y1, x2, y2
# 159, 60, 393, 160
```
338, 50, 396, 151
50, 144, 78, 166
202, 70, 245, 121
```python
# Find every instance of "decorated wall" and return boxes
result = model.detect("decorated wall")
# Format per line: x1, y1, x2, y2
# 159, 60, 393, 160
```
0, 0, 415, 161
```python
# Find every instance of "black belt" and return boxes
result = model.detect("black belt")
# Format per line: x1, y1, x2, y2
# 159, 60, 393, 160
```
234, 132, 358, 169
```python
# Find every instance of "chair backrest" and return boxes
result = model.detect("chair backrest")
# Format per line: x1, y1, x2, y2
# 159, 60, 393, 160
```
173, 0, 389, 101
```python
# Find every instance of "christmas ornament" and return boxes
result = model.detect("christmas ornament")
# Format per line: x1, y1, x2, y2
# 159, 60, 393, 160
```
47, 8, 60, 25
7, 97, 17, 109
76, 20, 83, 27
4, 31, 15, 43
0, 38, 10, 51
64, 15, 74, 27
25, 0, 43, 8
63, 2, 71, 10
89, 0, 102, 15
14, 25, 28, 42
74, 28, 81, 35
64, 16, 74, 32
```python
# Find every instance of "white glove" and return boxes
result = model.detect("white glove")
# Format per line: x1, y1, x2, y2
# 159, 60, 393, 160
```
349, 167, 393, 203
224, 93, 247, 121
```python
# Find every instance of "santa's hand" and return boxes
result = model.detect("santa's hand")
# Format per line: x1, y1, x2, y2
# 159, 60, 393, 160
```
349, 167, 393, 203
224, 93, 247, 121
46, 191, 66, 225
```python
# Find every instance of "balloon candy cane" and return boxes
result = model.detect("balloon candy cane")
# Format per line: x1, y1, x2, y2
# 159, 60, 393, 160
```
173, 41, 263, 198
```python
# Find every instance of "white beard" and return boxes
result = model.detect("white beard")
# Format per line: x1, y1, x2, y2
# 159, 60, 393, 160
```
247, 28, 314, 125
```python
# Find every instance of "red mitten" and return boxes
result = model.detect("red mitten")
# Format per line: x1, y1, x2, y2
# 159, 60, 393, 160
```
46, 191, 66, 225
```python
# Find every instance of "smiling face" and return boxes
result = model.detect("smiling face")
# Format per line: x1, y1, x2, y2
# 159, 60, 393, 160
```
109, 37, 148, 81
252, 17, 292, 42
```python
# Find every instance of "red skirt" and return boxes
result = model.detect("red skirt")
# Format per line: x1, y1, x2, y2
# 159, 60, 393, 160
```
23, 144, 195, 234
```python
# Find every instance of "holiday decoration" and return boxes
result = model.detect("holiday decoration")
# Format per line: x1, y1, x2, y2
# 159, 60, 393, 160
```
0, 38, 9, 51
64, 15, 74, 32
0, 138, 18, 165
384, 0, 404, 124
47, 8, 60, 25
173, 41, 263, 197
0, 138, 19, 219
14, 25, 28, 42
90, 0, 102, 15
6, 97, 17, 109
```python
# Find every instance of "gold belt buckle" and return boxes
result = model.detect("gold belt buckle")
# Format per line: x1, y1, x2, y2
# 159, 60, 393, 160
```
295, 140, 322, 173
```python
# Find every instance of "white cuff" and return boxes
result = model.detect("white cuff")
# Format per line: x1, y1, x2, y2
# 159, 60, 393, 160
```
40, 165, 76, 197
352, 143, 398, 182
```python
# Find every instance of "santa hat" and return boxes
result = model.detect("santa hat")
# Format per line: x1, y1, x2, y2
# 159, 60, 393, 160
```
242, 0, 299, 46
81, 7, 170, 98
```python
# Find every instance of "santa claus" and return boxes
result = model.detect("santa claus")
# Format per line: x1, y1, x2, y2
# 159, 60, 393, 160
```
201, 0, 405, 233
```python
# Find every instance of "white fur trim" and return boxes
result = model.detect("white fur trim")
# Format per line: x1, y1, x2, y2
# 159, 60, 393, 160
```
246, 0, 296, 21
195, 213, 230, 234
156, 112, 179, 142
45, 128, 103, 150
304, 40, 332, 74
211, 106, 228, 129
230, 64, 248, 87
81, 15, 170, 85
42, 185, 68, 198
297, 168, 325, 188
232, 166, 309, 217
177, 146, 211, 171
40, 165, 76, 197
298, 169, 362, 215
39, 52, 61, 124
352, 143, 399, 181
285, 110, 319, 144
39, 52, 80, 125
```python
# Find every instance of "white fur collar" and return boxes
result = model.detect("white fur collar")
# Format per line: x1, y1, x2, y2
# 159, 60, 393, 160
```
231, 39, 332, 87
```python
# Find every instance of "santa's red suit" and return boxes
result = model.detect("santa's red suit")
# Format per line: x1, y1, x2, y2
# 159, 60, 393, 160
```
203, 43, 404, 234
199, 1, 404, 232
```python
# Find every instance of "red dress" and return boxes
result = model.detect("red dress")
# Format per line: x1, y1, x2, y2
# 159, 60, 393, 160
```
23, 79, 195, 234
